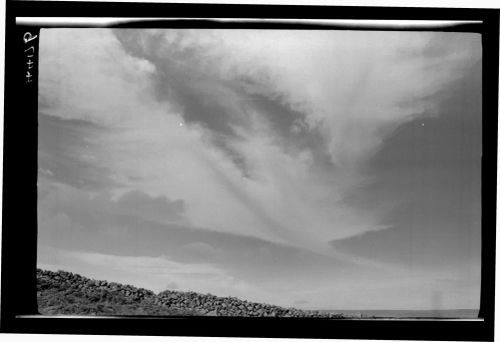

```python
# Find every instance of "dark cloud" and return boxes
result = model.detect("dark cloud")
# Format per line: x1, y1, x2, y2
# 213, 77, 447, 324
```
38, 181, 365, 287
38, 181, 186, 234
112, 29, 335, 178
112, 29, 244, 136
116, 190, 185, 222
249, 92, 335, 171
334, 55, 482, 272
167, 77, 257, 178
112, 30, 254, 176
38, 113, 119, 191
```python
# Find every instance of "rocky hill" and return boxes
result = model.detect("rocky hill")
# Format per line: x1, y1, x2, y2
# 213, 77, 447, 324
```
37, 269, 344, 318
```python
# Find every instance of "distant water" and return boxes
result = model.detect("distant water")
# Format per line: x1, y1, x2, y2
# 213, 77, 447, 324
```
318, 309, 479, 319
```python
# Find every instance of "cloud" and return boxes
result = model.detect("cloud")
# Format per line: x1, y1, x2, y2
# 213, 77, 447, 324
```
40, 249, 236, 294
38, 179, 185, 230
39, 28, 157, 126
38, 28, 482, 310
38, 178, 359, 271
117, 29, 480, 166
37, 177, 479, 309
180, 242, 223, 260
39, 243, 480, 310
330, 56, 481, 278
116, 189, 185, 222
38, 249, 276, 303
37, 179, 380, 285
38, 113, 120, 190
39, 28, 481, 259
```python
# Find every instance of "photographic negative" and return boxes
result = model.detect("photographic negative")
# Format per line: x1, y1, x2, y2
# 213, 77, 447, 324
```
2, 2, 497, 340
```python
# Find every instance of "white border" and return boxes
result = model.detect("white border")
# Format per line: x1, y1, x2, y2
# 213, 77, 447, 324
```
15, 17, 483, 28
1, 1, 498, 342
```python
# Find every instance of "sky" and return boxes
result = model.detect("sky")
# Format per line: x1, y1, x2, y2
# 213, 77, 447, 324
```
37, 28, 482, 311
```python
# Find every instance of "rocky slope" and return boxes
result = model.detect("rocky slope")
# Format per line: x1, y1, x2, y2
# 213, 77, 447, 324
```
37, 269, 344, 318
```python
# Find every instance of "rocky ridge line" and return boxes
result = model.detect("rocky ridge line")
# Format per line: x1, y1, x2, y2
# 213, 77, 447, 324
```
37, 269, 344, 318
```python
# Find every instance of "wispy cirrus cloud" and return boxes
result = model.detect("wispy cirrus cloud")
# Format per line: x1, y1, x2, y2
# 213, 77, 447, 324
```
39, 28, 481, 250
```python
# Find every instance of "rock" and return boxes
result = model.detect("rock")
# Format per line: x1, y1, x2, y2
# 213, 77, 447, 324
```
37, 268, 343, 318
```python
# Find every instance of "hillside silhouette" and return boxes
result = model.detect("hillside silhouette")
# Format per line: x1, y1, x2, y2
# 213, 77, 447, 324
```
37, 269, 345, 317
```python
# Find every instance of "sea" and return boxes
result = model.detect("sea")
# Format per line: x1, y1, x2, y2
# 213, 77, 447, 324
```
317, 309, 479, 319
